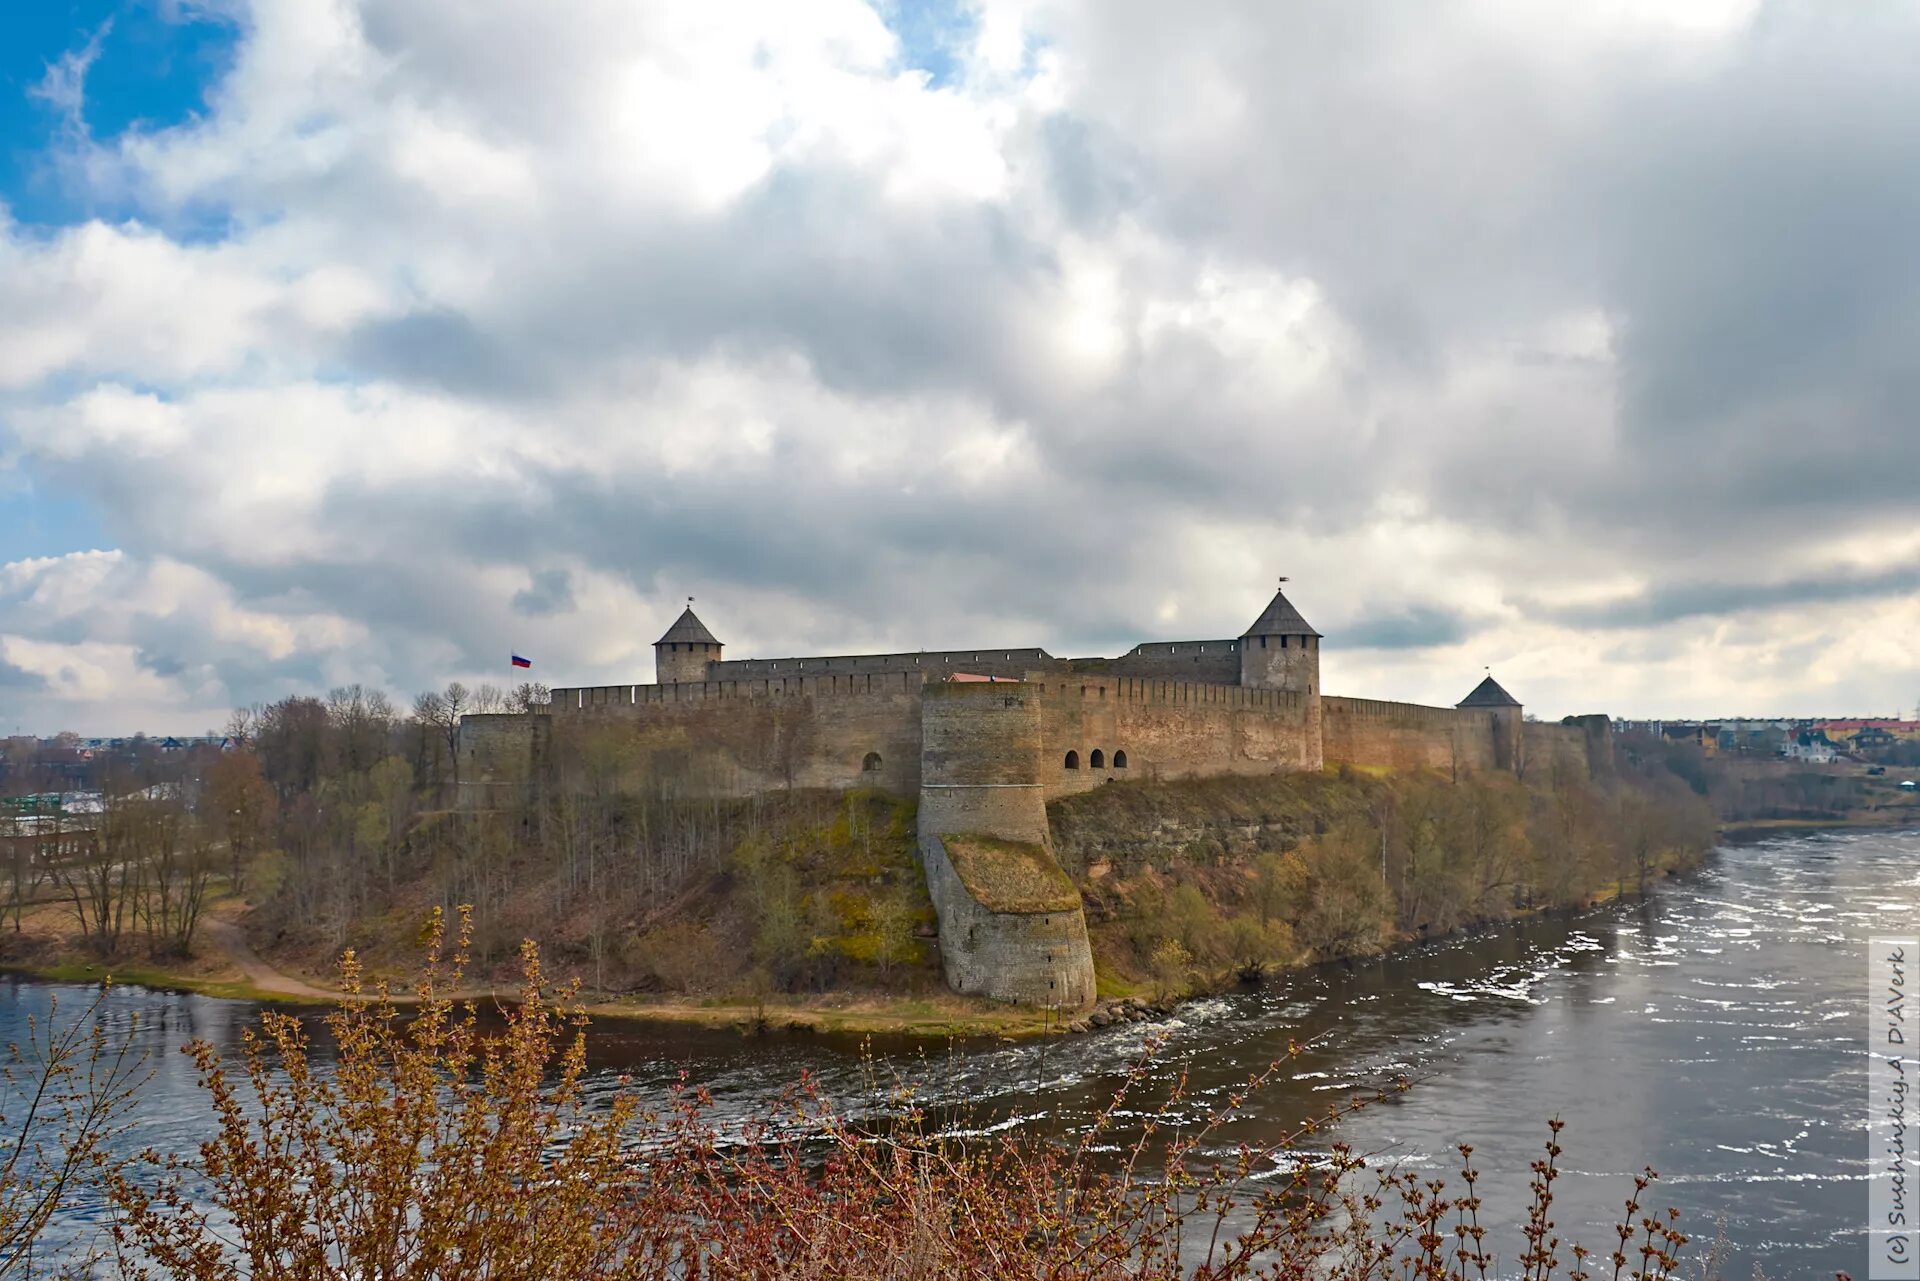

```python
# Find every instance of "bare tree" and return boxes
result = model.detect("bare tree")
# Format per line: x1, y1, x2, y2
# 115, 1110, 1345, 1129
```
506, 682, 551, 713
222, 705, 260, 749
326, 685, 397, 774
414, 683, 470, 803
202, 749, 276, 893
54, 783, 140, 956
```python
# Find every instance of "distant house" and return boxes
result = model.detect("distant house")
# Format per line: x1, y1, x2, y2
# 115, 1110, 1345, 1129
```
1659, 723, 1715, 753
1818, 718, 1920, 743
1783, 732, 1838, 764
1849, 726, 1899, 753
1712, 720, 1790, 755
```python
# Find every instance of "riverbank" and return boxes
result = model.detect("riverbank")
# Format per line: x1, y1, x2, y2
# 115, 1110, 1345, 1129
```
3, 867, 1703, 1041
2, 762, 1721, 1040
1718, 813, 1920, 841
0, 898, 1055, 1038
10, 824, 1902, 1278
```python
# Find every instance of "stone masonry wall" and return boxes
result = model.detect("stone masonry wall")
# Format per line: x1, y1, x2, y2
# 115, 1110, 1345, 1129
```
916, 681, 1097, 1010
1523, 717, 1615, 784
709, 648, 1062, 682
1320, 696, 1501, 774
456, 713, 543, 807
1030, 676, 1317, 799
918, 840, 1097, 1008
546, 673, 925, 796
1098, 639, 1243, 684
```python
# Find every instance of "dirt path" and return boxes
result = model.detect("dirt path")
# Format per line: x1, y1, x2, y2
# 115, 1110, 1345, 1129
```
201, 918, 339, 1001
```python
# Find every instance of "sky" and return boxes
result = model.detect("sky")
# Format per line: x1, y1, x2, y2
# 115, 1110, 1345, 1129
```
2, 0, 1918, 736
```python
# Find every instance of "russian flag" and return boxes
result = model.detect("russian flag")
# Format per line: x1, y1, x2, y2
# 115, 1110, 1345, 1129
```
511, 654, 532, 669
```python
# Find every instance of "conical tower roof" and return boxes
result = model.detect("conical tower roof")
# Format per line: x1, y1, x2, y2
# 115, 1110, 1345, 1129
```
1457, 675, 1520, 708
1241, 585, 1320, 638
655, 606, 720, 647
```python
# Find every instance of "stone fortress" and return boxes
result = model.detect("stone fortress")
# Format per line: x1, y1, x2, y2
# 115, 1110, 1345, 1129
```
459, 582, 1614, 1012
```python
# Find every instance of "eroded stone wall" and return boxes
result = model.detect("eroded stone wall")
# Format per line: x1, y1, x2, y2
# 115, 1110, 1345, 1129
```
1030, 677, 1318, 798
709, 647, 1062, 682
456, 713, 544, 807
1099, 639, 1243, 683
919, 837, 1097, 1008
546, 673, 925, 796
1320, 696, 1501, 774
1523, 717, 1615, 784
916, 681, 1096, 1010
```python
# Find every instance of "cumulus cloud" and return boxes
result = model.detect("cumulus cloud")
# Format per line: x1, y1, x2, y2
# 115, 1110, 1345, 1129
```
1, 0, 1916, 732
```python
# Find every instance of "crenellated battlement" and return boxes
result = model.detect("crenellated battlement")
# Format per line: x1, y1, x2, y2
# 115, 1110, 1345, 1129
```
1323, 695, 1488, 727
552, 669, 926, 710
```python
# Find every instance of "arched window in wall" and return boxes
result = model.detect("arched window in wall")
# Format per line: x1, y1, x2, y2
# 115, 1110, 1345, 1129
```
1090, 749, 1106, 769
862, 751, 883, 772
1064, 750, 1080, 770
1113, 750, 1128, 769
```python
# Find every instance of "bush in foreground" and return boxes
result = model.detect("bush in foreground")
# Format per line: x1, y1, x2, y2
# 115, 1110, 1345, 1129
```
89, 909, 1695, 1279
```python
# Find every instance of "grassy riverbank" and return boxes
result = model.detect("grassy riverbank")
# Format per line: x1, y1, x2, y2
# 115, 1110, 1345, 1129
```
0, 893, 1052, 1037
4, 753, 1731, 1037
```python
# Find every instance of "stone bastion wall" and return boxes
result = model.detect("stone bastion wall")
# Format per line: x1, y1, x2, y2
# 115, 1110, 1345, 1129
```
915, 680, 1096, 1010
457, 674, 1607, 1006
506, 671, 1326, 804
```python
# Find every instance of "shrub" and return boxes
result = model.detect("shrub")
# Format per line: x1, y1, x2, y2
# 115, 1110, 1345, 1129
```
95, 912, 1700, 1281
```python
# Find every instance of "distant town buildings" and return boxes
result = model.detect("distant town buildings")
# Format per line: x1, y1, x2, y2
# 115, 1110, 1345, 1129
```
1610, 716, 1920, 764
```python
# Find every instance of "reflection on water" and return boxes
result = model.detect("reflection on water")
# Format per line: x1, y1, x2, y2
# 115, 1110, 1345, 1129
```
8, 827, 1914, 1275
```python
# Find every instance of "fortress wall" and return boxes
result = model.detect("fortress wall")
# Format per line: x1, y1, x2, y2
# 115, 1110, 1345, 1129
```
544, 679, 925, 797
709, 648, 1060, 682
553, 670, 925, 709
919, 681, 1050, 837
1321, 696, 1501, 774
456, 713, 543, 807
1030, 677, 1315, 797
917, 680, 1096, 1009
1524, 716, 1615, 784
1523, 723, 1590, 783
1100, 639, 1243, 684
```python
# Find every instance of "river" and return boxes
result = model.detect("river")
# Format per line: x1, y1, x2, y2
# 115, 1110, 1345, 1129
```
7, 827, 1913, 1276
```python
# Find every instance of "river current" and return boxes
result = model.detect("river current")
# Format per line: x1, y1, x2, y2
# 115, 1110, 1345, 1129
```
8, 827, 1915, 1276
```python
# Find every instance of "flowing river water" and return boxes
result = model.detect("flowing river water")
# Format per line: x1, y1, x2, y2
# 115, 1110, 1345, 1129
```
8, 826, 1916, 1276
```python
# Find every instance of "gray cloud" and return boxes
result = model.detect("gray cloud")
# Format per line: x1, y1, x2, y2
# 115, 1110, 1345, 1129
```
1536, 562, 1920, 631
1339, 606, 1475, 651
344, 310, 544, 398
6, 0, 1920, 730
0, 660, 40, 691
511, 568, 576, 617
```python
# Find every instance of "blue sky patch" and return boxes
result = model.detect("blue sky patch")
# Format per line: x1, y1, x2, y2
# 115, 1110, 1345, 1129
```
0, 477, 107, 562
873, 0, 975, 88
0, 0, 237, 226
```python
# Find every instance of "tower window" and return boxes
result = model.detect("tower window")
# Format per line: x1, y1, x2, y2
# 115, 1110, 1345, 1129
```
1114, 750, 1128, 768
1064, 751, 1080, 770
1281, 636, 1289, 649
862, 751, 883, 772
1090, 749, 1105, 769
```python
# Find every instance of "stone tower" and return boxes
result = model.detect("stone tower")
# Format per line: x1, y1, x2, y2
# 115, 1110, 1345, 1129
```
1239, 581, 1320, 693
1239, 581, 1323, 769
654, 603, 721, 684
1457, 674, 1523, 773
916, 679, 1096, 1010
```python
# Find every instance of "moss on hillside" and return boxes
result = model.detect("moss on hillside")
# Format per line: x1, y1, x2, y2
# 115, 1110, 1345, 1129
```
940, 835, 1080, 913
1049, 763, 1715, 997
